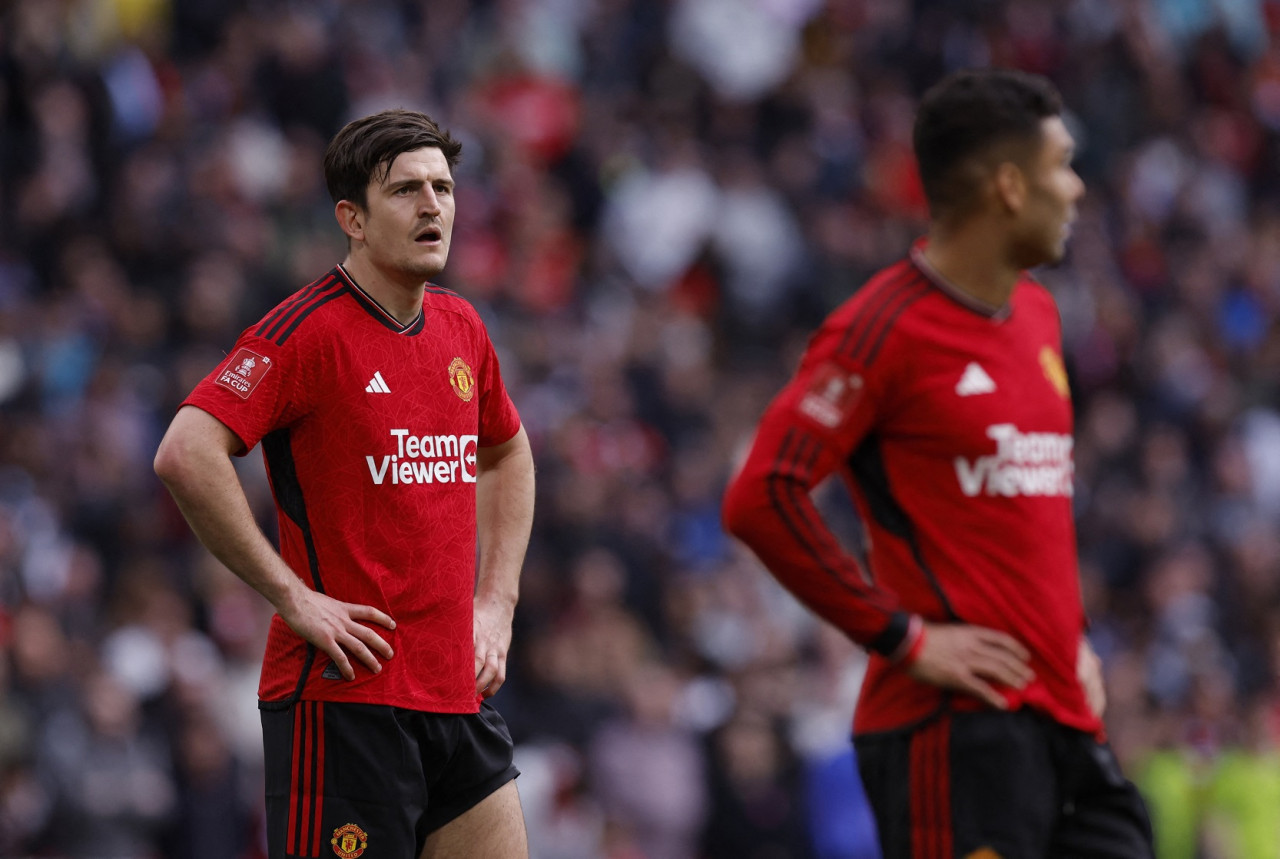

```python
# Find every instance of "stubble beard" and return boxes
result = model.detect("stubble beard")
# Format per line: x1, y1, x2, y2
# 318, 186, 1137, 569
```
393, 248, 448, 284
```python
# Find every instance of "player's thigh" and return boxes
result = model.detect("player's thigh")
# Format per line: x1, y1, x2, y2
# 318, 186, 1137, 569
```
948, 710, 1060, 858
413, 701, 523, 854
419, 780, 527, 859
857, 710, 1059, 859
262, 701, 424, 859
1048, 735, 1154, 859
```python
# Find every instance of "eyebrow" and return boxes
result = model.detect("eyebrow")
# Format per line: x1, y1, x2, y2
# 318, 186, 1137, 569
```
385, 176, 455, 192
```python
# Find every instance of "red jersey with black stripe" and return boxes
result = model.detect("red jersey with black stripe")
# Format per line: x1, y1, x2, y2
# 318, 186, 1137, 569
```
723, 246, 1098, 736
183, 265, 522, 714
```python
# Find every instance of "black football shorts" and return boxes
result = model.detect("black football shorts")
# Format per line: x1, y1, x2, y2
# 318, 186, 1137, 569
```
262, 700, 519, 859
854, 707, 1154, 858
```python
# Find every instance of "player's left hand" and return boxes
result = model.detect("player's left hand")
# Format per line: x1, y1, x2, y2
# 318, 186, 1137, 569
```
473, 596, 514, 698
1077, 636, 1106, 719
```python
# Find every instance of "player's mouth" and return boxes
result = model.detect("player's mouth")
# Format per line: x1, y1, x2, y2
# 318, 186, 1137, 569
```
415, 226, 442, 244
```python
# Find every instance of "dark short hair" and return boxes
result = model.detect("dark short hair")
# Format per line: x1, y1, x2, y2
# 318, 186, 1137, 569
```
323, 109, 463, 208
913, 68, 1063, 217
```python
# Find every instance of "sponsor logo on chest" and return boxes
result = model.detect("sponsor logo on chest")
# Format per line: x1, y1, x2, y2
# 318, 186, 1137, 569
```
954, 423, 1073, 498
366, 429, 478, 485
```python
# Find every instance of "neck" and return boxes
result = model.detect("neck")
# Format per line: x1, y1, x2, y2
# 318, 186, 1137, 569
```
921, 220, 1022, 308
340, 255, 426, 325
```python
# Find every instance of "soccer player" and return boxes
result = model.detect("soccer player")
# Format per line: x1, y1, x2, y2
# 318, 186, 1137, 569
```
154, 110, 534, 859
722, 69, 1155, 858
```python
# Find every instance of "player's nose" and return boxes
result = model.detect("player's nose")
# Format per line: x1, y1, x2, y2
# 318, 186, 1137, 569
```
418, 187, 441, 216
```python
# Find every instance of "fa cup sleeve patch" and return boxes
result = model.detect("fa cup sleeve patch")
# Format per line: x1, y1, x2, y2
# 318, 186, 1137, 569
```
215, 347, 273, 399
798, 362, 864, 428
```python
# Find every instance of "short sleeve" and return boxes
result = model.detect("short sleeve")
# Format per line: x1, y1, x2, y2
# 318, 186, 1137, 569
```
181, 332, 310, 454
473, 324, 520, 447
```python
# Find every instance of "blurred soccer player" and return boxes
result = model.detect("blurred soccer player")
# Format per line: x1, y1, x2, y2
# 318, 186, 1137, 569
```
155, 110, 533, 859
723, 69, 1154, 858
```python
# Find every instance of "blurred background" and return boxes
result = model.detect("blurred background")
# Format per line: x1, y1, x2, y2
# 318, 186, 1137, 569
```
3, 0, 1280, 857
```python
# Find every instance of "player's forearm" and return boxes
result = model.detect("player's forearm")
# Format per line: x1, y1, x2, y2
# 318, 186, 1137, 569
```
154, 415, 304, 613
723, 444, 910, 655
474, 425, 534, 610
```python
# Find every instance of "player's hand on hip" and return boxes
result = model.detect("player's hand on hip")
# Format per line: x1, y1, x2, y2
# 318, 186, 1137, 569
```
473, 597, 513, 698
1077, 636, 1106, 719
279, 588, 396, 681
906, 622, 1034, 710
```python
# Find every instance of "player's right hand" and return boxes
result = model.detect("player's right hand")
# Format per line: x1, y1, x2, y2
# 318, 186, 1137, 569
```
906, 622, 1033, 710
278, 588, 396, 681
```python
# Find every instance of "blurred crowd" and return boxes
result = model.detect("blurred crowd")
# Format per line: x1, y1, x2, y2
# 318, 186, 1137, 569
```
5, 0, 1280, 856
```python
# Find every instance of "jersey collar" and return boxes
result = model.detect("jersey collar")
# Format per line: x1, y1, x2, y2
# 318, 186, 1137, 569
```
909, 240, 1014, 322
336, 265, 426, 335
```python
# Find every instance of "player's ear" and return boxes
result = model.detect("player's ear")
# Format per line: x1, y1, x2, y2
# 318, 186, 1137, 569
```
335, 200, 366, 242
992, 161, 1027, 214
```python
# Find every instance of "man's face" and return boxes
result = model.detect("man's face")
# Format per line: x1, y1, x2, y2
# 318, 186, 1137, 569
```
357, 146, 456, 282
1011, 116, 1084, 268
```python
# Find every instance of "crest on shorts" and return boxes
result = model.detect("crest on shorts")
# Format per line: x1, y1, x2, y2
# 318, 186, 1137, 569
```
331, 823, 368, 858
1039, 346, 1070, 399
448, 357, 476, 402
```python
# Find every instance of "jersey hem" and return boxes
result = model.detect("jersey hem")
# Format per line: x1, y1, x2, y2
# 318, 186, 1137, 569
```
257, 693, 482, 715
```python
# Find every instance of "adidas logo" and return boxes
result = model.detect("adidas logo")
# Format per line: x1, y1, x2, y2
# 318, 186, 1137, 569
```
956, 362, 996, 396
365, 371, 392, 394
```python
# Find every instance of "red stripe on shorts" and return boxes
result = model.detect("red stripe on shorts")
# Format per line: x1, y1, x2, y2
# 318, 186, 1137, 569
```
911, 715, 953, 858
312, 703, 326, 857
300, 702, 315, 856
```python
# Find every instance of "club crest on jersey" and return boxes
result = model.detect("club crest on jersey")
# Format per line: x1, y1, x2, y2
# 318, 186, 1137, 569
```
215, 347, 272, 399
331, 823, 367, 858
448, 357, 475, 402
1039, 346, 1070, 399
798, 362, 863, 428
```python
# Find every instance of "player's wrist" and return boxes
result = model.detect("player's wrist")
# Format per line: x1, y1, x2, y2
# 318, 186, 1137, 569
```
265, 572, 310, 618
890, 615, 927, 666
474, 584, 518, 612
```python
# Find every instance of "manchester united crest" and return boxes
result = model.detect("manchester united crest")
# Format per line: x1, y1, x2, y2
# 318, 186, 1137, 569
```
448, 357, 475, 402
331, 823, 368, 858
1039, 346, 1070, 399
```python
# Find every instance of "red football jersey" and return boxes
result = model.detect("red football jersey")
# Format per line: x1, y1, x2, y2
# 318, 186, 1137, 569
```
723, 246, 1097, 736
184, 265, 521, 713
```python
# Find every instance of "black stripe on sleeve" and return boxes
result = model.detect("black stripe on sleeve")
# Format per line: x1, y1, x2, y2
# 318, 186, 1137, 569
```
766, 429, 897, 637
862, 280, 931, 366
274, 288, 350, 345
842, 274, 930, 366
835, 267, 917, 359
256, 274, 337, 338
265, 280, 345, 343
